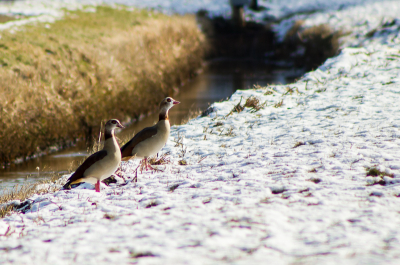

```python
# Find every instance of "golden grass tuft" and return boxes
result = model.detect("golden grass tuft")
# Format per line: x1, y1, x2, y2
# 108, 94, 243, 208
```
293, 141, 305, 148
0, 6, 205, 165
244, 96, 263, 111
231, 97, 245, 114
148, 153, 171, 165
274, 100, 284, 108
227, 96, 265, 116
178, 159, 187, 165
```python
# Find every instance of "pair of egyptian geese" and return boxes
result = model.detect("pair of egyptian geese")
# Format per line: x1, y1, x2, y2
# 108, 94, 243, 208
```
63, 97, 180, 192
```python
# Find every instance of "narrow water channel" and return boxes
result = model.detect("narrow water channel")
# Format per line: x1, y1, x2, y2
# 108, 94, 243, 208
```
0, 59, 303, 189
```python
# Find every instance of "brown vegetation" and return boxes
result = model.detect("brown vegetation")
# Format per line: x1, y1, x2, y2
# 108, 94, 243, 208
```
227, 96, 265, 116
279, 20, 341, 70
365, 167, 394, 186
244, 96, 263, 111
231, 97, 245, 113
196, 10, 274, 58
196, 11, 339, 71
0, 173, 62, 218
0, 6, 205, 166
0, 14, 18, 24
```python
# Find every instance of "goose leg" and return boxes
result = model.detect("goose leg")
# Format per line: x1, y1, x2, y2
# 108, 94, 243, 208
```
95, 180, 100, 192
134, 169, 138, 183
133, 163, 141, 182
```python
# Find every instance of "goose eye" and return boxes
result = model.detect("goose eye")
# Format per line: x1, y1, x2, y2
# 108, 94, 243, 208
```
112, 120, 116, 124
167, 98, 171, 102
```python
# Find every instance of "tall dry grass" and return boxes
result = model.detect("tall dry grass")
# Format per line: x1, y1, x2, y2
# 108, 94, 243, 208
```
0, 6, 206, 165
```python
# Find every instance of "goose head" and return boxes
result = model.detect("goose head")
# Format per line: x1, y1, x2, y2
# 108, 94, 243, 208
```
159, 97, 180, 112
105, 119, 125, 132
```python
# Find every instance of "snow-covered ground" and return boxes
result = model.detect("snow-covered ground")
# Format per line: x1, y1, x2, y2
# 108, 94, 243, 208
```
0, 0, 391, 31
273, 0, 400, 47
0, 0, 386, 18
2, 0, 400, 264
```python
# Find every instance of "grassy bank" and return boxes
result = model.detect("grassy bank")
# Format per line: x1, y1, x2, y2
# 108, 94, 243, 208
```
0, 6, 205, 165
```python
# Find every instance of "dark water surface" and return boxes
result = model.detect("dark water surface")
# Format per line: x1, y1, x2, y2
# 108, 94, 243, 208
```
0, 59, 303, 189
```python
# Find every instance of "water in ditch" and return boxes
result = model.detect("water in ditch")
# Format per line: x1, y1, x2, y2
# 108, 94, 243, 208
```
0, 59, 303, 190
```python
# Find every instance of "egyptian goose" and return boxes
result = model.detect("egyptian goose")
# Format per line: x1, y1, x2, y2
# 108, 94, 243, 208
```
120, 97, 180, 169
63, 119, 124, 192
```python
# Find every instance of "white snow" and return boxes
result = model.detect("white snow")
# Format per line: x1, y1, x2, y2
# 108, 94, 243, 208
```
273, 0, 400, 46
0, 0, 391, 31
2, 0, 400, 264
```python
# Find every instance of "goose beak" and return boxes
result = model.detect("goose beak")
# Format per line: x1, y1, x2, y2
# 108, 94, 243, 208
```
117, 123, 125, 129
173, 100, 180, 105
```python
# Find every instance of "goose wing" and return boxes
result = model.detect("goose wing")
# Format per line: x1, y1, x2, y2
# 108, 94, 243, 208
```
63, 150, 108, 189
120, 126, 157, 159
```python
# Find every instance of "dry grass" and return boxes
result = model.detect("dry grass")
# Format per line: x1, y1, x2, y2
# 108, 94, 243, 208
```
178, 159, 187, 165
365, 167, 394, 186
283, 87, 294, 95
309, 177, 321, 183
280, 20, 340, 70
274, 100, 284, 108
227, 96, 264, 116
103, 213, 116, 220
231, 97, 245, 113
0, 14, 19, 24
244, 96, 263, 111
0, 6, 205, 166
169, 183, 180, 192
148, 153, 171, 165
129, 250, 156, 258
293, 141, 305, 148
264, 88, 275, 95
366, 167, 394, 178
0, 173, 62, 218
